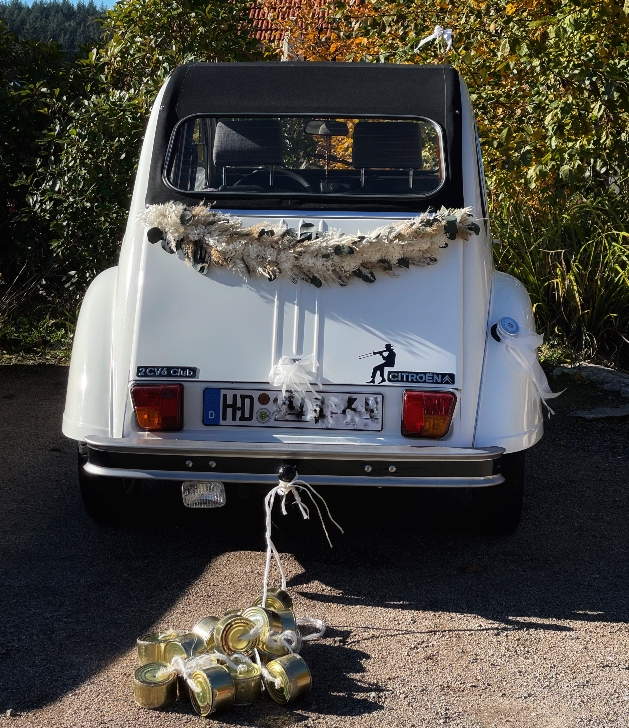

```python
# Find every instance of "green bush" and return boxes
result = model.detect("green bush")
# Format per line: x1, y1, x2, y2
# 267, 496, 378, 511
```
493, 185, 629, 366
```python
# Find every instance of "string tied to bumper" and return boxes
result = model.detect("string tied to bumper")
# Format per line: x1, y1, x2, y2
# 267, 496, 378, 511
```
261, 465, 343, 611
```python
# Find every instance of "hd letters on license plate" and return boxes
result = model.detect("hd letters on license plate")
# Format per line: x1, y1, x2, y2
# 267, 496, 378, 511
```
203, 389, 382, 431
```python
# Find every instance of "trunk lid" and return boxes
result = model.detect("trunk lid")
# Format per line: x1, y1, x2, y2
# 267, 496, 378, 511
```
133, 215, 461, 389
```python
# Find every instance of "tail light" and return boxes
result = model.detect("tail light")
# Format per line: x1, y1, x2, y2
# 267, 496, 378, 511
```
131, 384, 183, 431
401, 390, 456, 438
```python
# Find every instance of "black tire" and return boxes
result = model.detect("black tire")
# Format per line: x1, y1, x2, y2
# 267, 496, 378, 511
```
472, 450, 525, 536
77, 446, 142, 525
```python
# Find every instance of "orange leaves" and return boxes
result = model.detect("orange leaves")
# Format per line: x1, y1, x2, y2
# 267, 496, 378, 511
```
254, 0, 380, 60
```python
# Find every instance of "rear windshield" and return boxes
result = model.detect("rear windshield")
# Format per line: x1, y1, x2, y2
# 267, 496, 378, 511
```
165, 116, 444, 201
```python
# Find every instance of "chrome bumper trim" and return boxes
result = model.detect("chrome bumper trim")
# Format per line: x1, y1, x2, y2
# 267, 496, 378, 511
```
83, 463, 504, 489
84, 435, 504, 463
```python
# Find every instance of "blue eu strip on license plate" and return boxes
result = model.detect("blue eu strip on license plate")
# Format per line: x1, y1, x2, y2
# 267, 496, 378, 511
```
203, 388, 221, 426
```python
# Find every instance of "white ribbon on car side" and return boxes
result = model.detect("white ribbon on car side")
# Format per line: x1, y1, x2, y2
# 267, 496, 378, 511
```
502, 328, 563, 415
416, 25, 454, 52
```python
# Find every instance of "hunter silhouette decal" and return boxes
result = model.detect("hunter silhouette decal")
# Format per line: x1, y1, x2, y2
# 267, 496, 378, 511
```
360, 344, 397, 384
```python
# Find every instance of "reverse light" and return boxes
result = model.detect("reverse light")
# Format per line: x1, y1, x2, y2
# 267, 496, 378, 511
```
131, 384, 183, 431
401, 390, 456, 438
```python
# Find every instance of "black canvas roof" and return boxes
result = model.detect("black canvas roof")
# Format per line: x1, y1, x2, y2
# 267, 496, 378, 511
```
146, 62, 464, 211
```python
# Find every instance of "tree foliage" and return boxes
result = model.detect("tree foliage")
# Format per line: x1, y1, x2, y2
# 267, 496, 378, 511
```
0, 0, 104, 57
262, 0, 629, 203
0, 22, 66, 286
18, 0, 261, 292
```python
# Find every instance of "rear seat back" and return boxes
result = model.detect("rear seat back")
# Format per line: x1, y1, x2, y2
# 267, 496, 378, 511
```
213, 119, 284, 187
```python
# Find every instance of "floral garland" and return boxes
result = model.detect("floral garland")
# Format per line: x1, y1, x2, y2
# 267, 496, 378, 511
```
139, 202, 480, 287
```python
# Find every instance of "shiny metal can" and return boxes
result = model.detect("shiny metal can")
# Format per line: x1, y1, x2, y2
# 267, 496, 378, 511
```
188, 664, 235, 716
177, 674, 190, 701
252, 587, 293, 612
133, 662, 178, 710
136, 630, 184, 665
223, 609, 242, 618
192, 616, 220, 650
242, 606, 289, 660
277, 609, 297, 633
229, 662, 262, 705
264, 654, 312, 704
213, 616, 257, 656
162, 632, 207, 663
277, 610, 302, 653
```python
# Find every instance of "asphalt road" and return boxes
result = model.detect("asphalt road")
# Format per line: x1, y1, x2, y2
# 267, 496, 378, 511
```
0, 365, 627, 728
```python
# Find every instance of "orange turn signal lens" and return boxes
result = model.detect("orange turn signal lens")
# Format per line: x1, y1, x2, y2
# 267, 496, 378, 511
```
401, 390, 456, 438
131, 384, 183, 431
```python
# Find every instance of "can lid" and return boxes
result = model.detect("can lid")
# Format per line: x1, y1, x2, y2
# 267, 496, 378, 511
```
230, 662, 260, 680
497, 316, 520, 339
134, 662, 177, 685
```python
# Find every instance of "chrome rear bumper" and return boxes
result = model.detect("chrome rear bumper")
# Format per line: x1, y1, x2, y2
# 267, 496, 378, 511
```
83, 436, 505, 489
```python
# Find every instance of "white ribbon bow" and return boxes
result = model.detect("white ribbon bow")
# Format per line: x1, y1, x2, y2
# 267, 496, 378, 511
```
416, 25, 453, 52
268, 354, 320, 400
502, 328, 563, 415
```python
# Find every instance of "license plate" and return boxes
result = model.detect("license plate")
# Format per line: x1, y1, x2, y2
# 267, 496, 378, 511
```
203, 389, 383, 430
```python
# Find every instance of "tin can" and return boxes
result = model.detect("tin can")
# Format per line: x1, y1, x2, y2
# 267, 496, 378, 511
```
242, 606, 289, 660
277, 610, 302, 653
252, 587, 293, 612
177, 674, 190, 701
264, 654, 312, 704
192, 616, 220, 650
223, 609, 242, 618
277, 609, 297, 633
229, 662, 262, 705
133, 662, 178, 710
188, 664, 235, 716
213, 616, 257, 656
136, 630, 183, 665
162, 632, 207, 663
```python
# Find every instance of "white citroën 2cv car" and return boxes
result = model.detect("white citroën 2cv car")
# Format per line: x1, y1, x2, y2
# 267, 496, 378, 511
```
63, 62, 550, 534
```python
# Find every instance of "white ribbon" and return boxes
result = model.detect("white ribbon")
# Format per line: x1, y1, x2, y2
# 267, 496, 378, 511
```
502, 328, 563, 415
416, 25, 453, 52
254, 647, 282, 690
261, 476, 343, 612
268, 354, 320, 400
297, 616, 326, 642
164, 654, 221, 693
165, 652, 254, 692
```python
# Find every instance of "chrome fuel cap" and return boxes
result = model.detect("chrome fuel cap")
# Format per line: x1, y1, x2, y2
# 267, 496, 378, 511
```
497, 316, 520, 339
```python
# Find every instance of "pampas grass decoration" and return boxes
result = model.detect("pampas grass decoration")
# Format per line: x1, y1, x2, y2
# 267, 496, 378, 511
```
139, 203, 480, 286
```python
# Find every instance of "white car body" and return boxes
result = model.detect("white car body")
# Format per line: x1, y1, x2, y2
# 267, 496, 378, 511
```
63, 63, 542, 507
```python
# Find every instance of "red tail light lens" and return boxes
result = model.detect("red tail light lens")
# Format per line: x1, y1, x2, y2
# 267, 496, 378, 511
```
131, 384, 183, 431
402, 390, 456, 438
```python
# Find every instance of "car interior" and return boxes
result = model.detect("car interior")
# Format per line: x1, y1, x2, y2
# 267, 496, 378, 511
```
166, 116, 443, 197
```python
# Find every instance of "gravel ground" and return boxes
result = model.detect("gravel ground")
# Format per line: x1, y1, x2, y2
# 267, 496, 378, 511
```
0, 365, 627, 728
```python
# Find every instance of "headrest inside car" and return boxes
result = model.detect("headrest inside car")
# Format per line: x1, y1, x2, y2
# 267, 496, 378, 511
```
352, 121, 422, 170
213, 119, 284, 167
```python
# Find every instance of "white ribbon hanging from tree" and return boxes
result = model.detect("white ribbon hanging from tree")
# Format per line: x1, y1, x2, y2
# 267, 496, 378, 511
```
416, 25, 454, 53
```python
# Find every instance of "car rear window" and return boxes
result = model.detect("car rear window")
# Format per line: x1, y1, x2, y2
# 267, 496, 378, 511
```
165, 116, 444, 201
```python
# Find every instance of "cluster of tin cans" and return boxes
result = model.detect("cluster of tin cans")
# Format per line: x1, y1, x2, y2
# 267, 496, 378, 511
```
133, 588, 312, 716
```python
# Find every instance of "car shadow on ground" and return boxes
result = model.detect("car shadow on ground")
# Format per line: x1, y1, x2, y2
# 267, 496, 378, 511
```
0, 366, 626, 716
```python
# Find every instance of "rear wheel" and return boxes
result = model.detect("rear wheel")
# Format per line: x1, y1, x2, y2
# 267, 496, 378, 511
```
472, 450, 525, 536
78, 445, 142, 524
